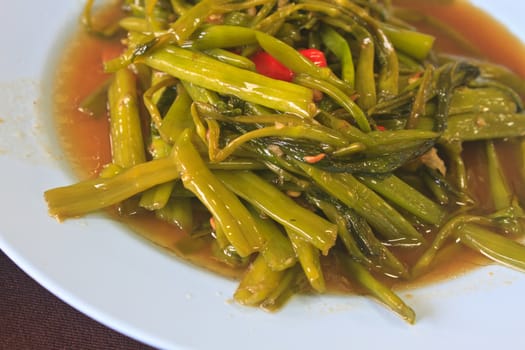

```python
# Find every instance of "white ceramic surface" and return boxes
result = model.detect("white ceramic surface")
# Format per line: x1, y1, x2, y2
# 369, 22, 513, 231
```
1, 1, 525, 349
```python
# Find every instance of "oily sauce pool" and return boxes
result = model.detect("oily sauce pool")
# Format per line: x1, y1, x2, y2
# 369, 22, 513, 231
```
52, 1, 525, 292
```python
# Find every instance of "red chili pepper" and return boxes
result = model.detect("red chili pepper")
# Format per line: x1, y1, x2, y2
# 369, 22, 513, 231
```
251, 51, 294, 81
303, 153, 326, 164
376, 125, 386, 131
298, 48, 328, 68
251, 48, 328, 81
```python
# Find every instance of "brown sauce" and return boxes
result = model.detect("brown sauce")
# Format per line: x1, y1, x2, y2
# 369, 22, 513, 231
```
395, 0, 525, 77
52, 1, 525, 293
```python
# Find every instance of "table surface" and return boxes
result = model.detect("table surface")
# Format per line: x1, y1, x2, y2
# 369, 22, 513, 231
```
0, 249, 156, 349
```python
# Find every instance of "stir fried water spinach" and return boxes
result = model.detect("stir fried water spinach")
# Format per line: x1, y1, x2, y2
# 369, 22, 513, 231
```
45, 0, 525, 324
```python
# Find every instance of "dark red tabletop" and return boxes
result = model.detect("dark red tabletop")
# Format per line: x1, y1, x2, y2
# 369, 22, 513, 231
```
1, 249, 156, 349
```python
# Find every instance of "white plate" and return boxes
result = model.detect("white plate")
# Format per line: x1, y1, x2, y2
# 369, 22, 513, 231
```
1, 1, 525, 349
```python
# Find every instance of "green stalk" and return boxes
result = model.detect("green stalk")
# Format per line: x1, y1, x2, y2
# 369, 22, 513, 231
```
293, 74, 371, 132
380, 23, 435, 61
249, 206, 297, 271
355, 32, 377, 110
311, 195, 408, 278
44, 157, 180, 221
139, 137, 175, 211
214, 170, 338, 254
209, 124, 349, 162
173, 129, 261, 257
191, 25, 258, 50
320, 25, 355, 87
406, 65, 434, 129
108, 68, 146, 168
412, 215, 491, 277
155, 197, 194, 232
169, 0, 232, 45
357, 174, 446, 225
159, 83, 194, 143
459, 224, 525, 272
286, 226, 326, 293
442, 113, 525, 142
336, 251, 415, 324
234, 254, 286, 306
140, 45, 316, 117
297, 162, 425, 245
486, 141, 512, 210
260, 265, 301, 311
203, 48, 256, 70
